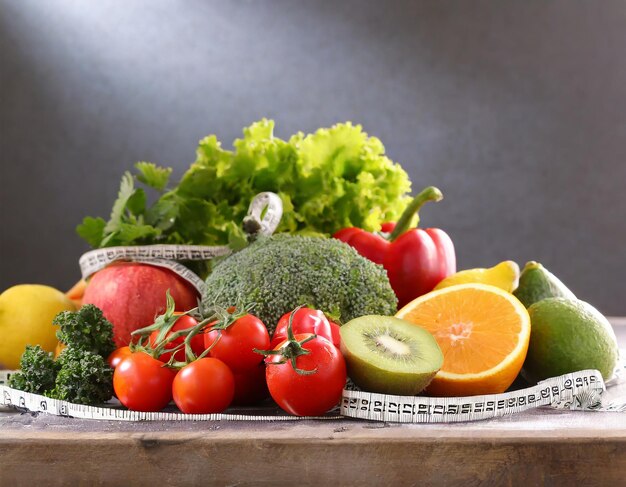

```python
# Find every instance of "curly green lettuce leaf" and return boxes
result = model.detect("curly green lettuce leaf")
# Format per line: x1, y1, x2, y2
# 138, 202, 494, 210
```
77, 120, 413, 252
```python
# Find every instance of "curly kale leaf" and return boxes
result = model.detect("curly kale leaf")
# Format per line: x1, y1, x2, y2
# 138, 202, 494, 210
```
49, 347, 113, 405
54, 304, 116, 358
8, 345, 60, 394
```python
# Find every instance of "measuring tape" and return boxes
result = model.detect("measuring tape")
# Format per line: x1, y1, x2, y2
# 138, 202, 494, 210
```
342, 369, 624, 423
1, 368, 623, 422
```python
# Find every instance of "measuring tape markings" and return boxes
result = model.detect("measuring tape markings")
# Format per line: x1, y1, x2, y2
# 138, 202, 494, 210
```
340, 369, 610, 423
1, 368, 622, 423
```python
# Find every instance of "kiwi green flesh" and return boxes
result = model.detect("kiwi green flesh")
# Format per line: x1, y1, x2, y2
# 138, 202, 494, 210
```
340, 315, 443, 396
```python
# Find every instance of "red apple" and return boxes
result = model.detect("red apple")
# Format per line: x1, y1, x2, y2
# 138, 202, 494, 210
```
82, 262, 199, 347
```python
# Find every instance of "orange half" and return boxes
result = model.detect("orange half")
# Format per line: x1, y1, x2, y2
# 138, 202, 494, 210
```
396, 283, 530, 397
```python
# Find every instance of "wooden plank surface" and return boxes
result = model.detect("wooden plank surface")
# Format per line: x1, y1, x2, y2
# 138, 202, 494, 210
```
1, 319, 625, 486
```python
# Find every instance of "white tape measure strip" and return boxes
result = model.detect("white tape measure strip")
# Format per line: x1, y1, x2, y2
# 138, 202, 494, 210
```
1, 368, 623, 422
0, 385, 340, 422
246, 192, 284, 236
79, 245, 231, 280
133, 258, 208, 295
340, 369, 626, 423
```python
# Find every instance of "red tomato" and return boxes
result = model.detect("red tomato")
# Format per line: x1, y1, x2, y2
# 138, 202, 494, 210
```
329, 321, 341, 348
232, 363, 269, 406
113, 352, 177, 412
204, 314, 269, 373
265, 334, 347, 416
172, 358, 235, 414
107, 346, 132, 369
149, 314, 205, 363
271, 308, 334, 349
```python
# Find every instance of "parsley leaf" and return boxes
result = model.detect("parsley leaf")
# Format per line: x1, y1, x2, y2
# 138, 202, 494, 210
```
104, 171, 135, 234
135, 162, 172, 191
76, 216, 106, 247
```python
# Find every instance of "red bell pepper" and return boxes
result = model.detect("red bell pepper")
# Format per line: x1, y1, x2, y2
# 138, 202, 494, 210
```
333, 186, 456, 308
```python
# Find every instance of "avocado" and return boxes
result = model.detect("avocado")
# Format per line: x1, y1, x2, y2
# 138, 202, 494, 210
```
513, 261, 576, 308
523, 298, 619, 382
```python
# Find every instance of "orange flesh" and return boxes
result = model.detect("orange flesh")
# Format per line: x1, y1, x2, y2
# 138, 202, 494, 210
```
400, 288, 523, 375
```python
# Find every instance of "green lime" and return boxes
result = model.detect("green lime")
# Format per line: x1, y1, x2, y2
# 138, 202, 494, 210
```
523, 297, 619, 382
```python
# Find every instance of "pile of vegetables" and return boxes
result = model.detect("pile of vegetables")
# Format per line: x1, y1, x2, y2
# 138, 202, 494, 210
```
5, 120, 472, 417
9, 305, 115, 405
77, 119, 413, 251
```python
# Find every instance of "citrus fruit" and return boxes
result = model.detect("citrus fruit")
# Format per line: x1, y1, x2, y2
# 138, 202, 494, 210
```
0, 284, 76, 369
523, 297, 618, 382
65, 278, 87, 309
434, 260, 520, 293
396, 283, 530, 396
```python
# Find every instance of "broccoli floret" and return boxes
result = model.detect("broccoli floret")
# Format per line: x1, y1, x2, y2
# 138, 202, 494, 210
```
202, 234, 397, 333
8, 345, 60, 394
49, 347, 113, 405
53, 304, 116, 358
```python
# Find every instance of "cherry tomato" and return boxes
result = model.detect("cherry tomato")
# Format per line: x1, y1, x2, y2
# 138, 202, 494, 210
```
113, 352, 176, 412
107, 346, 132, 369
149, 314, 205, 362
172, 358, 235, 414
270, 308, 334, 349
232, 363, 269, 406
265, 334, 347, 416
204, 314, 269, 373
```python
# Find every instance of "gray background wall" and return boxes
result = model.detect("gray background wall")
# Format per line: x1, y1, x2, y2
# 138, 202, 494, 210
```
1, 1, 625, 314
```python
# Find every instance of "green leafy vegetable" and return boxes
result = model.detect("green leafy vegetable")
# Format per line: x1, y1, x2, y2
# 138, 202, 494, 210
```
54, 304, 116, 358
135, 161, 172, 191
76, 217, 107, 248
77, 120, 413, 250
49, 347, 113, 405
8, 345, 60, 394
9, 305, 116, 405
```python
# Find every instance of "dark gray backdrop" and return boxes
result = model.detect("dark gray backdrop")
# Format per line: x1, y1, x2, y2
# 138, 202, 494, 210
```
1, 1, 625, 314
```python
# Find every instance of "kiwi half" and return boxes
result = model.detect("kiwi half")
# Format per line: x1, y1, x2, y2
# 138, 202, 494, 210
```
340, 315, 443, 396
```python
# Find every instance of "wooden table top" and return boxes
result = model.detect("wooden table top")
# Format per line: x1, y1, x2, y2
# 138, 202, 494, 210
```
1, 318, 625, 486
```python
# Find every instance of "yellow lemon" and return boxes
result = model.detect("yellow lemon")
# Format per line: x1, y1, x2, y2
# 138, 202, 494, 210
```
434, 260, 520, 293
0, 284, 76, 369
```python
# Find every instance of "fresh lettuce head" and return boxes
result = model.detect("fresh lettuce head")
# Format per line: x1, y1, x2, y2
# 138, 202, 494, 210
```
78, 120, 413, 249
